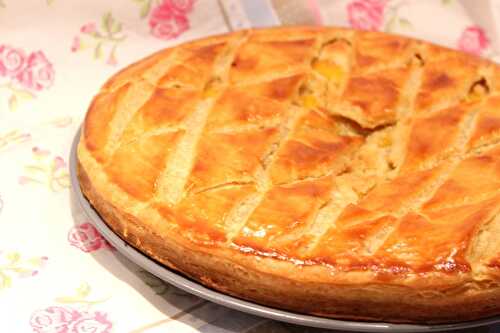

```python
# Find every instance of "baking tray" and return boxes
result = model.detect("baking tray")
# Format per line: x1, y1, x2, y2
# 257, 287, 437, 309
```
69, 127, 500, 332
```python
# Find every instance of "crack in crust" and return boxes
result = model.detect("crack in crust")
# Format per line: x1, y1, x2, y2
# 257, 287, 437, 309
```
79, 27, 500, 323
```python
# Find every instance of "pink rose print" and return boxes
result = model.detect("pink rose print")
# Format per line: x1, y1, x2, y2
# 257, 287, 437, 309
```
150, 14, 189, 40
0, 45, 27, 78
32, 146, 51, 157
136, 0, 195, 40
68, 222, 111, 253
149, 1, 190, 40
30, 307, 112, 333
80, 22, 97, 34
106, 51, 117, 66
70, 312, 112, 333
53, 156, 67, 171
167, 0, 196, 13
16, 51, 55, 91
0, 45, 54, 111
458, 25, 490, 56
71, 36, 80, 53
347, 0, 386, 31
30, 306, 81, 333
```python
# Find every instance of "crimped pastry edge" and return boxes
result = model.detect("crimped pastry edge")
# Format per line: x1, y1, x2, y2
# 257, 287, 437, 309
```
77, 153, 500, 324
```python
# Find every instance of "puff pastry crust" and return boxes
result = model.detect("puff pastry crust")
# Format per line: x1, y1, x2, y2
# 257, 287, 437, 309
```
78, 27, 500, 323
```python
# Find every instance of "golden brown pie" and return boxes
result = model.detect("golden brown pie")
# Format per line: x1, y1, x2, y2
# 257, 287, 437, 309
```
77, 27, 500, 323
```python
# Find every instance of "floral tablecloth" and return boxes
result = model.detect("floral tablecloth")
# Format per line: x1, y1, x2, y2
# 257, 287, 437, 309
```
1, 0, 500, 332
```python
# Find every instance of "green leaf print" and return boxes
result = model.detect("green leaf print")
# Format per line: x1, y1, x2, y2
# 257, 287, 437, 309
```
0, 252, 47, 290
76, 282, 91, 298
74, 11, 126, 65
137, 270, 170, 295
101, 12, 113, 33
55, 282, 108, 305
110, 21, 122, 34
399, 18, 413, 30
136, 0, 153, 18
0, 272, 12, 290
94, 42, 103, 59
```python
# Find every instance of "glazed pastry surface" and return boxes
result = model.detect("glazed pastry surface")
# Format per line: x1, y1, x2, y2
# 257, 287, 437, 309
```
78, 27, 500, 323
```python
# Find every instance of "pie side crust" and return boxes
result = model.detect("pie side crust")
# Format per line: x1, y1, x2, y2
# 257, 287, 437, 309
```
77, 27, 500, 323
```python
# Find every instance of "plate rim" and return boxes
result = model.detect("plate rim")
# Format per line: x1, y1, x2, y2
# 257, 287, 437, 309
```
69, 126, 500, 333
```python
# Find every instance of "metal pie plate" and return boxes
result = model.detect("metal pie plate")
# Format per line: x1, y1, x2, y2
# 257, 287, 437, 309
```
70, 127, 500, 332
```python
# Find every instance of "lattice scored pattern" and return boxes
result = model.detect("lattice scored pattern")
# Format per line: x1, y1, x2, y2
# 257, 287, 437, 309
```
79, 27, 500, 286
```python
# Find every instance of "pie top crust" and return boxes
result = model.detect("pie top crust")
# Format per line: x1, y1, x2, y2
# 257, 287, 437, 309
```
77, 27, 500, 323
